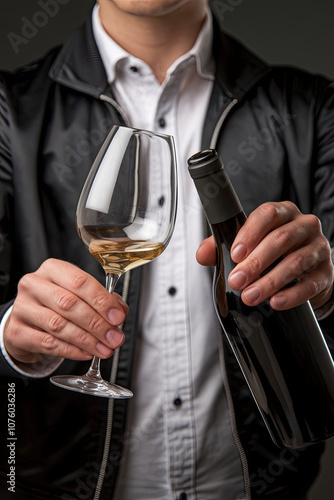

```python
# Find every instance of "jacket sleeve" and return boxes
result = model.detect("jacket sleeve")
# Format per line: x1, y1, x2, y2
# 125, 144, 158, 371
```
0, 74, 17, 376
312, 79, 334, 345
0, 74, 24, 378
313, 79, 334, 246
0, 73, 14, 308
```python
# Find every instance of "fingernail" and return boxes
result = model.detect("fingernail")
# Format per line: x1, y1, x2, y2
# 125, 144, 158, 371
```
96, 342, 113, 356
106, 329, 125, 348
231, 243, 247, 262
243, 287, 261, 304
272, 295, 287, 308
229, 270, 247, 289
108, 308, 125, 326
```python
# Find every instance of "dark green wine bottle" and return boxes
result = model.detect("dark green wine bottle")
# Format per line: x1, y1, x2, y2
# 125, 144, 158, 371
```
188, 148, 334, 449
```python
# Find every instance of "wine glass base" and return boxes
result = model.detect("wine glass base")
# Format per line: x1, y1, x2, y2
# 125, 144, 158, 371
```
50, 374, 133, 399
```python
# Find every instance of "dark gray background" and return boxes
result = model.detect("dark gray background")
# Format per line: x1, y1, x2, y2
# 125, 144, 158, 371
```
1, 0, 334, 79
1, 1, 334, 498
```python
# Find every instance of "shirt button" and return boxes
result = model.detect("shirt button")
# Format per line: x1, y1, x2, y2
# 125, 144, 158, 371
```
158, 117, 166, 128
168, 286, 177, 296
158, 196, 165, 207
173, 396, 182, 407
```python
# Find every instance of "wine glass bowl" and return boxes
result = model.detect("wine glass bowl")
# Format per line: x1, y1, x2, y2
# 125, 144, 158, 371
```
50, 125, 177, 398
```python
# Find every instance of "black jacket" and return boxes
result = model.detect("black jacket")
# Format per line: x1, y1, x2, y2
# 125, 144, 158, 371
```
1, 11, 334, 500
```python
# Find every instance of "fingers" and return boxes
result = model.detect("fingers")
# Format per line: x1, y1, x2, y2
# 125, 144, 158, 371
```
196, 202, 303, 268
4, 259, 129, 364
37, 259, 129, 324
4, 319, 94, 364
11, 292, 124, 359
228, 202, 333, 309
269, 262, 331, 310
20, 273, 125, 352
196, 201, 334, 311
230, 201, 303, 263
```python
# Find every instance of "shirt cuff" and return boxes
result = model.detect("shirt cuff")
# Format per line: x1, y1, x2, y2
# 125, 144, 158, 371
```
0, 306, 64, 378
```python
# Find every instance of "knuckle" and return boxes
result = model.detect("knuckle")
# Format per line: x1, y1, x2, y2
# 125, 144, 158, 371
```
308, 280, 320, 297
281, 200, 299, 214
304, 213, 322, 232
317, 238, 331, 261
247, 254, 261, 274
5, 317, 21, 339
71, 272, 89, 291
272, 227, 291, 250
48, 313, 66, 333
91, 293, 110, 312
300, 254, 317, 275
56, 291, 78, 312
38, 258, 58, 273
86, 314, 105, 335
76, 330, 91, 347
258, 202, 280, 223
290, 253, 306, 275
40, 333, 57, 353
263, 272, 278, 292
17, 273, 35, 292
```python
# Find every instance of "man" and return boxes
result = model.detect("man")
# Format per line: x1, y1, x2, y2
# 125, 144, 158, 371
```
0, 0, 333, 499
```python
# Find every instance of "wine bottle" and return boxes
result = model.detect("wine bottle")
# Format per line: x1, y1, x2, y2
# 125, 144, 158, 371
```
188, 148, 334, 449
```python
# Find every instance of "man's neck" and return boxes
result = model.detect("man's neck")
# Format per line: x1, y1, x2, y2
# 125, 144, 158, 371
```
98, 1, 208, 83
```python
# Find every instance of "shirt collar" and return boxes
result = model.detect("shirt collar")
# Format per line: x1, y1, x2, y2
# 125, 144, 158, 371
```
92, 4, 215, 84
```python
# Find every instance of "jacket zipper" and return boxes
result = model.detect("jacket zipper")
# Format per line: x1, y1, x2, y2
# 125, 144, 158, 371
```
99, 93, 131, 127
93, 93, 131, 500
210, 98, 251, 500
209, 98, 238, 149
94, 271, 131, 500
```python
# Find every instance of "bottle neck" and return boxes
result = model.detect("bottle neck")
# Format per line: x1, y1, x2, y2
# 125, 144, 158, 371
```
211, 211, 247, 251
191, 170, 243, 224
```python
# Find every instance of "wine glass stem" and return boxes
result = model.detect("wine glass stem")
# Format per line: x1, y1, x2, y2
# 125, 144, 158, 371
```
86, 356, 102, 379
85, 273, 120, 381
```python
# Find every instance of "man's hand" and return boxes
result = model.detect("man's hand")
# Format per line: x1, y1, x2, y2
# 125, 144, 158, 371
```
4, 259, 129, 364
197, 201, 334, 311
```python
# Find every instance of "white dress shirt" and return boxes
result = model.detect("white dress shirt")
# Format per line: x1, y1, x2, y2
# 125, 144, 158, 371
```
92, 6, 245, 500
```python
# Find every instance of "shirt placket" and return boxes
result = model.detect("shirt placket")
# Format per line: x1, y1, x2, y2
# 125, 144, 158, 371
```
154, 70, 197, 500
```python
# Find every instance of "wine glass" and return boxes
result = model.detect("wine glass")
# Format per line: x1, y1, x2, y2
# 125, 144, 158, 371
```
50, 125, 177, 398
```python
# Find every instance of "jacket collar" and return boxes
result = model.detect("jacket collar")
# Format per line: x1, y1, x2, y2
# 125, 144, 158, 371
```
49, 8, 271, 102
49, 8, 110, 99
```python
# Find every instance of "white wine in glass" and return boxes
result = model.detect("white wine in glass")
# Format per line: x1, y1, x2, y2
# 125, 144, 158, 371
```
50, 125, 177, 398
